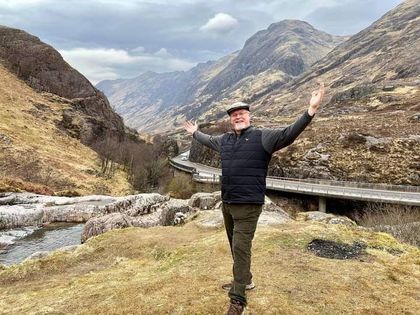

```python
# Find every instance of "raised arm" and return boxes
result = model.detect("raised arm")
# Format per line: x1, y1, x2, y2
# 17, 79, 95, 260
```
262, 82, 325, 153
183, 120, 222, 152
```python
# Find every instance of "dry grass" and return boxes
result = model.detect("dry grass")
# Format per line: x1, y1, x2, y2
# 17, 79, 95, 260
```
0, 64, 132, 196
355, 204, 420, 247
0, 217, 419, 315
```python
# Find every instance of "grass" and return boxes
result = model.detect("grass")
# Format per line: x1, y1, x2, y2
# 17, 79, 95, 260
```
0, 216, 419, 315
355, 204, 420, 247
0, 64, 132, 196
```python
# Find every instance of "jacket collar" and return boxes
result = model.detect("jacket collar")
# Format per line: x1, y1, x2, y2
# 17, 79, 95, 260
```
233, 125, 253, 136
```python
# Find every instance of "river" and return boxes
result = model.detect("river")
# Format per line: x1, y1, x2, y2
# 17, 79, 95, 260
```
0, 223, 84, 266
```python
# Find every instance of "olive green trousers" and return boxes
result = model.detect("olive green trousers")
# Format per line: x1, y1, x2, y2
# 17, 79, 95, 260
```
222, 203, 263, 306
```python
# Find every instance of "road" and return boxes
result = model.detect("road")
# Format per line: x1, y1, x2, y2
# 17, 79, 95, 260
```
170, 155, 420, 206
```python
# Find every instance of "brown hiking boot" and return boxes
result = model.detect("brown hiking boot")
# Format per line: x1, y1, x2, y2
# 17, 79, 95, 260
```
222, 281, 255, 291
227, 299, 245, 315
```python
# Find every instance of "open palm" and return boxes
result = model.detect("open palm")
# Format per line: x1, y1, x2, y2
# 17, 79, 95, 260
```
308, 82, 325, 115
183, 120, 198, 135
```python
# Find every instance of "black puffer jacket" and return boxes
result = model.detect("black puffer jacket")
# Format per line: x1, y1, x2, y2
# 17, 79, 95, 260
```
193, 110, 313, 204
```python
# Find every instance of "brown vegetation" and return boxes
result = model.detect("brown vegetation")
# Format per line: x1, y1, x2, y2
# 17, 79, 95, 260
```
0, 219, 418, 314
0, 64, 132, 196
354, 203, 420, 247
165, 172, 195, 199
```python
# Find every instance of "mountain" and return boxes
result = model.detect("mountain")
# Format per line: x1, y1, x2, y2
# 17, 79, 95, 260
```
201, 20, 343, 98
190, 0, 420, 185
0, 26, 126, 144
96, 53, 237, 131
97, 20, 345, 132
0, 26, 133, 195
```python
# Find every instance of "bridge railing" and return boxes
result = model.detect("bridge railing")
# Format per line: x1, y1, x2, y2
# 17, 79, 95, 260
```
270, 177, 420, 193
169, 159, 196, 174
192, 173, 220, 183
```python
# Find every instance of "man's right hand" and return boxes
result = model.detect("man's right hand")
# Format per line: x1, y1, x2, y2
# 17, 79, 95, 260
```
183, 120, 198, 135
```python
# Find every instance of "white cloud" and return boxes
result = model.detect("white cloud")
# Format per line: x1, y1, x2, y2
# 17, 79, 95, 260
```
154, 48, 172, 57
0, 0, 403, 82
59, 47, 196, 84
200, 13, 238, 33
131, 46, 145, 54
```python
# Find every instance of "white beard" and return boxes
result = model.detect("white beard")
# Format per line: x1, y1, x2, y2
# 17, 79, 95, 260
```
233, 122, 249, 131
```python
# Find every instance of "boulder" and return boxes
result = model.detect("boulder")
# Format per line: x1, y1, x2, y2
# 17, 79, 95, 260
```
188, 192, 218, 210
42, 204, 106, 224
131, 209, 164, 228
0, 205, 44, 229
195, 210, 224, 229
296, 211, 356, 226
117, 193, 169, 216
81, 212, 133, 243
195, 207, 293, 229
258, 211, 294, 225
158, 199, 192, 226
82, 198, 194, 242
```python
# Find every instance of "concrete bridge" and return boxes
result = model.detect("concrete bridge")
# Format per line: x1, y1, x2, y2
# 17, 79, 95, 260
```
170, 154, 420, 211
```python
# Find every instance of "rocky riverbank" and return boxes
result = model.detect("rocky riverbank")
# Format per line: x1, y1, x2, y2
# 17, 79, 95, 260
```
1, 191, 301, 245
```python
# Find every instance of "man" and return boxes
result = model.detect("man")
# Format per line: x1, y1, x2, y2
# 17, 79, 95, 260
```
184, 83, 325, 314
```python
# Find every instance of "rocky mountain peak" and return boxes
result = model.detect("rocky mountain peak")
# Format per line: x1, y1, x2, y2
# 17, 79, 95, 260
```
264, 19, 319, 37
203, 19, 344, 94
97, 20, 344, 133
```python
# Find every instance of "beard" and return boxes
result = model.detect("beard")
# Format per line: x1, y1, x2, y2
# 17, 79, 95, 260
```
233, 122, 250, 131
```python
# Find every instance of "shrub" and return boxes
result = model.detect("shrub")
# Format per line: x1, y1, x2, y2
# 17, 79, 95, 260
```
355, 203, 420, 247
165, 173, 195, 199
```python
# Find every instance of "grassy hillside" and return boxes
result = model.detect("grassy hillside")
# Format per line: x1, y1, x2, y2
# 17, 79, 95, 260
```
0, 214, 418, 314
0, 65, 132, 196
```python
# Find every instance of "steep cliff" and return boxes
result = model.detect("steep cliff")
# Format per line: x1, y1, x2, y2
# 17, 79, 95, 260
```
0, 26, 126, 144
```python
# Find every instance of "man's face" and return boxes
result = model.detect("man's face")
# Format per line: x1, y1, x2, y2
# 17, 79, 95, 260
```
229, 109, 250, 133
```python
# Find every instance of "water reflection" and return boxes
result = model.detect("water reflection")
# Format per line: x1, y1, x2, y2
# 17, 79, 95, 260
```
0, 223, 84, 265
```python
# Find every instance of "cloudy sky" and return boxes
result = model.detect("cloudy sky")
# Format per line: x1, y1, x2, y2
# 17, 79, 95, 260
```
0, 0, 403, 84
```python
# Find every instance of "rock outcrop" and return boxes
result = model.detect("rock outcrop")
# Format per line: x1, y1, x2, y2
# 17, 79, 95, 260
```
0, 191, 366, 246
194, 196, 294, 228
81, 198, 193, 242
296, 211, 357, 226
0, 205, 44, 229
0, 192, 169, 230
0, 25, 126, 144
188, 192, 221, 210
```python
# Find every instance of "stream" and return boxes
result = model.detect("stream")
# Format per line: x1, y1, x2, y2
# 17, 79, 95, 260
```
0, 223, 84, 265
